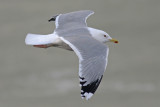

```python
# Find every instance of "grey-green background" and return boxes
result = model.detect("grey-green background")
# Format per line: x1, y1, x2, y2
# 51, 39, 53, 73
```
1, 0, 160, 107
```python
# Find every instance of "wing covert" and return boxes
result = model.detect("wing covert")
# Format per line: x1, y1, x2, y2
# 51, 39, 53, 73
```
60, 35, 109, 100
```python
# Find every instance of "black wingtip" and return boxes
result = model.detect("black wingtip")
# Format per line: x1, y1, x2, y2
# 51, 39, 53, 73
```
80, 75, 103, 99
48, 15, 59, 22
48, 18, 54, 22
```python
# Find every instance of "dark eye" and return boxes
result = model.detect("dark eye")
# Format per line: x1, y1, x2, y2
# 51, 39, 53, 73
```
104, 35, 106, 37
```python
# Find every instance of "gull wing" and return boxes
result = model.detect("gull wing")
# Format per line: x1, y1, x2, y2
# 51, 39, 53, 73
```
55, 10, 94, 31
54, 10, 109, 100
60, 34, 109, 100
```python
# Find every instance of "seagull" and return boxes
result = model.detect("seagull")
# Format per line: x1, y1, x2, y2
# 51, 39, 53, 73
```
25, 10, 118, 100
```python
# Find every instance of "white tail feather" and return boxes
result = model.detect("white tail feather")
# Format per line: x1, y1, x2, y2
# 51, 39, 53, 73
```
25, 33, 56, 45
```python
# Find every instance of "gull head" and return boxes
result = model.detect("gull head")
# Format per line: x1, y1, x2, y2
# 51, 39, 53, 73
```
88, 27, 118, 44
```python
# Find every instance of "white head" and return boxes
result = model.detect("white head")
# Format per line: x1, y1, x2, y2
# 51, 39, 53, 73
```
88, 27, 118, 43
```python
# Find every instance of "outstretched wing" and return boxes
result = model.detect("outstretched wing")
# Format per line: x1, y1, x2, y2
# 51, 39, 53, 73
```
60, 34, 109, 100
54, 10, 109, 100
55, 10, 94, 31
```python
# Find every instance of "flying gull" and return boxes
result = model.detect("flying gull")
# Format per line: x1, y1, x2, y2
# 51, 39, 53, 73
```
25, 10, 118, 100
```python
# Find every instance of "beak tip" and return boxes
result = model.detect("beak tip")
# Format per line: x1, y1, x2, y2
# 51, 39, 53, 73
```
110, 38, 119, 44
115, 41, 118, 43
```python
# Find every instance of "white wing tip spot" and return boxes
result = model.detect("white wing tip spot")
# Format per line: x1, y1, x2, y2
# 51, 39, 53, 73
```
81, 92, 93, 100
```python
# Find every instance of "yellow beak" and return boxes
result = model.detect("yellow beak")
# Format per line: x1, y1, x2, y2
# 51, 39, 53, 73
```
110, 38, 119, 43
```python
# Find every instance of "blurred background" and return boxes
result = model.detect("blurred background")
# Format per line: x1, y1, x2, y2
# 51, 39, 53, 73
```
0, 0, 160, 107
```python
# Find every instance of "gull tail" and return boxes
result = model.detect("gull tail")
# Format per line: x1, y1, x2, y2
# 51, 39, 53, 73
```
25, 33, 56, 45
